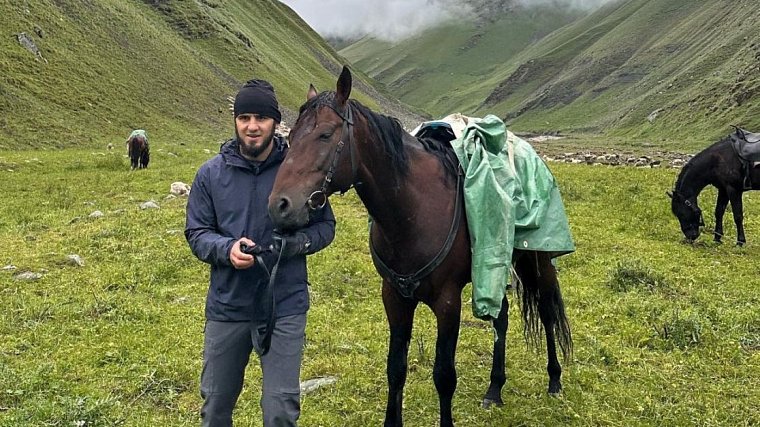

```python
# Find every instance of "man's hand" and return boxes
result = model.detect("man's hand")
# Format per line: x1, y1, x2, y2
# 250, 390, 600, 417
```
272, 231, 311, 258
230, 238, 256, 269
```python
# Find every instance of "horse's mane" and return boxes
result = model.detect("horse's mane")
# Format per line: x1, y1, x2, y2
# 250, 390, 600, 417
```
299, 92, 458, 179
416, 136, 460, 179
674, 136, 730, 193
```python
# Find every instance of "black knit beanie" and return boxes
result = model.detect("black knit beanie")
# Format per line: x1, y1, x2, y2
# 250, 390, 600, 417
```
233, 79, 282, 123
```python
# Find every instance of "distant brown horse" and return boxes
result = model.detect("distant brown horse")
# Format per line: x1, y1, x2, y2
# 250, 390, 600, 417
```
268, 66, 571, 427
127, 134, 150, 170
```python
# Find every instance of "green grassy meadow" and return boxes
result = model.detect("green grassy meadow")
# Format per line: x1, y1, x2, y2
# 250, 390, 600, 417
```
1, 143, 758, 426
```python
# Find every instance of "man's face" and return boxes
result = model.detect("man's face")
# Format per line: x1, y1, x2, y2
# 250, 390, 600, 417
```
235, 113, 277, 161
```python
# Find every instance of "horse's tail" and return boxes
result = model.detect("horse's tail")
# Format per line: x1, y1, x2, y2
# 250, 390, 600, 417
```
514, 252, 573, 361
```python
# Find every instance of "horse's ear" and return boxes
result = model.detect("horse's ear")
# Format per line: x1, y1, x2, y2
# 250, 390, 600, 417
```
336, 65, 352, 107
666, 191, 673, 199
307, 84, 318, 100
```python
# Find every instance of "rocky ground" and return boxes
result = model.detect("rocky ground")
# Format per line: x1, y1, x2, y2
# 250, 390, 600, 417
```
524, 135, 693, 168
274, 124, 693, 169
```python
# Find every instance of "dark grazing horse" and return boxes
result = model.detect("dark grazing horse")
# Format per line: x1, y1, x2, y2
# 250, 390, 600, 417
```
669, 130, 760, 246
127, 134, 150, 170
268, 66, 571, 427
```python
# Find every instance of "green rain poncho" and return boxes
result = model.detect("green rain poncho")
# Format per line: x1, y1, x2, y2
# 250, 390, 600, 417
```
128, 129, 147, 141
422, 114, 574, 320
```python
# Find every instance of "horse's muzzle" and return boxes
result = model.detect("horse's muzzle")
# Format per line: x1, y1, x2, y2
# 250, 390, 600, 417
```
268, 194, 309, 231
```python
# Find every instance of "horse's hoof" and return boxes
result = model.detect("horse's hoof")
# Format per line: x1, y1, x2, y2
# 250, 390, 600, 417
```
547, 382, 562, 395
482, 398, 503, 409
737, 241, 745, 247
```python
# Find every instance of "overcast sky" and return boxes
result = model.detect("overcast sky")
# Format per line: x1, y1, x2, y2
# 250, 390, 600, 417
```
279, 0, 615, 42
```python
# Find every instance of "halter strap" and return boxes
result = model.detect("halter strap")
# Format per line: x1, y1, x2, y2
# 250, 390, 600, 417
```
307, 104, 357, 210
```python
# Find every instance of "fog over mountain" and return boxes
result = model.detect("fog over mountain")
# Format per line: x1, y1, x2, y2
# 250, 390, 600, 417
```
279, 0, 615, 41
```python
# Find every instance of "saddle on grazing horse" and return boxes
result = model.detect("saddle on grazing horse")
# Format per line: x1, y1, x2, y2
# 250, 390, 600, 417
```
730, 127, 760, 189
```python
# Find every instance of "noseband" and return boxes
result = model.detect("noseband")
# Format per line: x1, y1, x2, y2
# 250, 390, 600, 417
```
672, 191, 704, 228
683, 198, 706, 227
306, 104, 358, 210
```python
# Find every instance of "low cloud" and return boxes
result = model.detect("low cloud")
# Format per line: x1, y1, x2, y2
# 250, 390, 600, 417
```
516, 0, 614, 9
279, 0, 466, 42
279, 0, 615, 42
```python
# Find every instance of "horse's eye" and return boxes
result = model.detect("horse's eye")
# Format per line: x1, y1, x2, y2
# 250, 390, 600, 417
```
319, 132, 333, 141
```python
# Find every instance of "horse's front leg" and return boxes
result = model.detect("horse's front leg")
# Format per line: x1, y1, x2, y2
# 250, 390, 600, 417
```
382, 282, 417, 427
432, 285, 462, 427
714, 189, 729, 243
729, 191, 746, 245
482, 295, 507, 408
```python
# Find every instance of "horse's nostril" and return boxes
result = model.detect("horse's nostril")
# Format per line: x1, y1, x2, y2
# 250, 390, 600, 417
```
277, 197, 290, 213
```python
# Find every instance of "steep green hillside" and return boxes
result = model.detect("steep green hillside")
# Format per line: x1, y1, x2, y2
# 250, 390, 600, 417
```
341, 1, 582, 118
343, 0, 760, 144
0, 0, 414, 149
490, 0, 760, 140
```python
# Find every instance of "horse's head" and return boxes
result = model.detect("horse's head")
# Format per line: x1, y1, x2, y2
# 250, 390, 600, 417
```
268, 66, 357, 231
668, 190, 704, 242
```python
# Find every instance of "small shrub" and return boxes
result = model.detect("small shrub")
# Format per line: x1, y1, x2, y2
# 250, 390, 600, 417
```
558, 182, 582, 201
655, 311, 706, 349
740, 324, 760, 351
607, 260, 668, 292
740, 334, 760, 351
52, 395, 123, 426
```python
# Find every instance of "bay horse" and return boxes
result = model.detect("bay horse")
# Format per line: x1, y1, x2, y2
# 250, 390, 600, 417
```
668, 130, 760, 246
127, 134, 150, 170
268, 66, 571, 426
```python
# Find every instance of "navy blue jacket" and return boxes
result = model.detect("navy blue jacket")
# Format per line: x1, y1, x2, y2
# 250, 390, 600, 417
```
185, 136, 336, 321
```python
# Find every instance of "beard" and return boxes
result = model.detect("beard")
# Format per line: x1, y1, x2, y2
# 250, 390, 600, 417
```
237, 128, 275, 160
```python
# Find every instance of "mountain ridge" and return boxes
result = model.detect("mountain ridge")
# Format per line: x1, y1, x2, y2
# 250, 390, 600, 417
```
342, 0, 760, 145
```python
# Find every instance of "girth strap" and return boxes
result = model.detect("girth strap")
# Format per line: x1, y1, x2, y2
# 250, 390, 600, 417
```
369, 171, 463, 299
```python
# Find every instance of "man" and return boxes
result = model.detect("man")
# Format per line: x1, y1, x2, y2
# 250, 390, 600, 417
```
185, 79, 336, 427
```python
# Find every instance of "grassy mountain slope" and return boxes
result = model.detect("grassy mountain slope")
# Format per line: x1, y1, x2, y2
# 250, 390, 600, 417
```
341, 1, 583, 118
0, 0, 418, 150
343, 0, 760, 143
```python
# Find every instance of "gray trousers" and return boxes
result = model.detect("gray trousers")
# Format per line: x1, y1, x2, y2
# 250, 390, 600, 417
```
200, 314, 306, 427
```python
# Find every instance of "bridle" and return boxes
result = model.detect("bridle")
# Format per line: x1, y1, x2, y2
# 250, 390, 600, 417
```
672, 188, 705, 228
682, 197, 706, 227
306, 103, 358, 210
673, 189, 705, 232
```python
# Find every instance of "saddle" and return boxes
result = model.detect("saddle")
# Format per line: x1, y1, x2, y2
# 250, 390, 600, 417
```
414, 120, 457, 144
730, 127, 760, 189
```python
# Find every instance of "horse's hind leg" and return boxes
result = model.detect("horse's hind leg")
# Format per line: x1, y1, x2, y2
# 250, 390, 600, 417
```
141, 149, 150, 169
482, 295, 507, 408
537, 256, 562, 394
382, 283, 417, 427
728, 190, 746, 245
515, 252, 572, 395
431, 284, 462, 427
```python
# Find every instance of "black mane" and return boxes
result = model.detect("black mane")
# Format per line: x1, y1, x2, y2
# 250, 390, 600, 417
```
299, 91, 458, 179
674, 136, 730, 193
